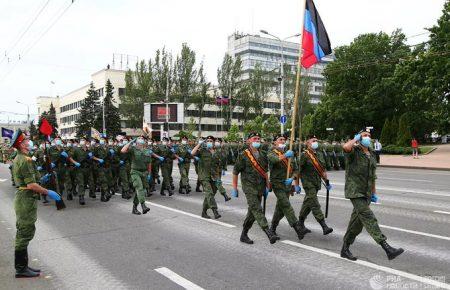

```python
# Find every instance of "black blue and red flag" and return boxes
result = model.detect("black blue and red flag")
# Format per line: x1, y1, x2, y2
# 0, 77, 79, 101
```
301, 0, 332, 68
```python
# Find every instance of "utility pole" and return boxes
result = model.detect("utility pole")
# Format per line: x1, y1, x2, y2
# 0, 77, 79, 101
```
165, 72, 170, 138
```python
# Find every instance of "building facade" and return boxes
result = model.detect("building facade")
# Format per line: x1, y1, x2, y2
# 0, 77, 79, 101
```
227, 32, 333, 104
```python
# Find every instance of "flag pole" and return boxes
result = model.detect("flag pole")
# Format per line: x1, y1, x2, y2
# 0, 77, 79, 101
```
287, 0, 307, 178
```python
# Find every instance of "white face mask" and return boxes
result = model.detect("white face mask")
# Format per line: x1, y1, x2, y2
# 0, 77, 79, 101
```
148, 141, 153, 146
278, 143, 286, 149
162, 141, 167, 146
181, 140, 187, 145
214, 142, 221, 147
108, 142, 114, 146
80, 141, 86, 146
91, 141, 96, 146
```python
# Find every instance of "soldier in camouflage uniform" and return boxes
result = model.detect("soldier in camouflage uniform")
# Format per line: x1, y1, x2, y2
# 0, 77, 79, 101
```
108, 139, 120, 194
215, 138, 231, 201
10, 129, 63, 278
154, 137, 175, 196
341, 130, 404, 261
63, 140, 76, 201
92, 138, 111, 202
70, 137, 95, 205
118, 138, 132, 199
298, 136, 333, 236
177, 136, 192, 194
268, 134, 307, 240
191, 136, 222, 219
232, 132, 278, 244
121, 136, 152, 215
47, 137, 68, 197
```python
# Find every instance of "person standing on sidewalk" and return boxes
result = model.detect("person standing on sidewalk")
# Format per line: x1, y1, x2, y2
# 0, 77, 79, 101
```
411, 138, 419, 159
374, 139, 382, 164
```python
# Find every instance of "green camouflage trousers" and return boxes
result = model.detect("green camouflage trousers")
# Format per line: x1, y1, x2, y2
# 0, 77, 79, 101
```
178, 162, 190, 188
64, 166, 75, 194
95, 166, 109, 192
271, 183, 298, 227
299, 187, 325, 222
243, 189, 269, 230
161, 163, 171, 190
201, 178, 218, 210
130, 169, 148, 205
75, 167, 94, 196
14, 190, 37, 251
119, 164, 130, 191
343, 197, 386, 245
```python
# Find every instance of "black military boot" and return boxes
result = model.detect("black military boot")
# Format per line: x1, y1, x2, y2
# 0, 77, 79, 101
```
132, 204, 141, 215
293, 221, 308, 240
141, 202, 150, 214
150, 183, 156, 193
100, 190, 108, 202
157, 177, 161, 184
121, 191, 130, 199
299, 217, 311, 234
223, 193, 231, 202
263, 228, 279, 244
160, 188, 166, 196
67, 191, 73, 201
319, 219, 333, 235
89, 189, 96, 199
79, 195, 86, 205
146, 188, 153, 197
340, 242, 357, 261
380, 241, 404, 260
201, 207, 211, 219
15, 250, 39, 278
126, 189, 133, 199
270, 222, 279, 237
24, 249, 40, 273
168, 188, 174, 196
240, 228, 254, 244
178, 187, 183, 194
212, 209, 221, 219
42, 194, 49, 204
186, 184, 192, 193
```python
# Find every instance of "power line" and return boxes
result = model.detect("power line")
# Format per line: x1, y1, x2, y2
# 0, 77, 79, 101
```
0, 0, 75, 82
0, 0, 51, 66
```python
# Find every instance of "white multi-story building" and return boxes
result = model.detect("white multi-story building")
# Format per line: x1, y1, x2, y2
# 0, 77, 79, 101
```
227, 32, 333, 104
36, 68, 127, 139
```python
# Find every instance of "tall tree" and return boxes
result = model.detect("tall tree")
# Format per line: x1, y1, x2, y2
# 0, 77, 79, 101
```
95, 79, 121, 137
47, 102, 58, 137
28, 120, 38, 140
247, 63, 271, 117
76, 82, 100, 137
191, 63, 210, 137
174, 43, 198, 129
120, 60, 153, 129
217, 54, 242, 127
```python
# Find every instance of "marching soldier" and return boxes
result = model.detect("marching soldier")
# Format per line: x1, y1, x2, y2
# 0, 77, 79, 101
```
70, 137, 95, 205
341, 130, 404, 261
63, 140, 76, 201
231, 132, 278, 244
215, 138, 231, 201
177, 136, 192, 194
268, 134, 307, 240
121, 136, 152, 215
10, 129, 63, 278
191, 136, 222, 219
118, 138, 132, 199
298, 136, 333, 237
154, 137, 174, 196
92, 138, 111, 202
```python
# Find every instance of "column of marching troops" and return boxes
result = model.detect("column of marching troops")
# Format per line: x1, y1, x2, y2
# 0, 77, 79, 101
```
3, 129, 404, 278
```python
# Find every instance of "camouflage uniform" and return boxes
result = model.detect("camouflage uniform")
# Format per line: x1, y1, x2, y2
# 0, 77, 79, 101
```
343, 145, 386, 245
129, 146, 152, 205
177, 143, 192, 193
233, 149, 269, 230
197, 146, 221, 215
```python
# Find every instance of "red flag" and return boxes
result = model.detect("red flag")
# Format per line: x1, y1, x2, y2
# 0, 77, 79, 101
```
39, 118, 53, 136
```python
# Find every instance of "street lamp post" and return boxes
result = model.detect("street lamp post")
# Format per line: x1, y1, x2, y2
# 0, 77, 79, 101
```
260, 30, 300, 134
16, 101, 30, 126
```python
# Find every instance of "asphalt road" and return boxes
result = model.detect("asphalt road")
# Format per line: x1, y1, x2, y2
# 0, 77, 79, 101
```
1, 163, 449, 290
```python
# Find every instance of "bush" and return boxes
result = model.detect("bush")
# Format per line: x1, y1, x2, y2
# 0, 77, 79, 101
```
381, 145, 433, 155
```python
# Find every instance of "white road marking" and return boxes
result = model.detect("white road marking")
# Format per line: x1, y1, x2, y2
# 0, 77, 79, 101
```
332, 182, 450, 197
434, 210, 450, 215
0, 178, 7, 183
148, 202, 236, 228
282, 240, 450, 290
317, 194, 381, 205
380, 177, 432, 183
155, 267, 205, 290
379, 225, 450, 241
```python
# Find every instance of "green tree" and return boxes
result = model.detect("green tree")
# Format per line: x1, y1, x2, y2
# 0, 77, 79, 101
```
76, 82, 100, 137
397, 113, 412, 146
191, 63, 210, 137
28, 120, 38, 140
95, 79, 121, 137
47, 102, 58, 138
389, 115, 399, 145
380, 118, 391, 145
243, 116, 264, 137
217, 54, 242, 127
120, 60, 153, 129
263, 115, 280, 140
247, 63, 271, 116
225, 124, 240, 142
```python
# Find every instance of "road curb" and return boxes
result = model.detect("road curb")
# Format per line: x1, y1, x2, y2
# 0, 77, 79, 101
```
378, 164, 450, 171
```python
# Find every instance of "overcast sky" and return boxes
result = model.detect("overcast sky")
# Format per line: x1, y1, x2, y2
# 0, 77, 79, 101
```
0, 0, 446, 121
